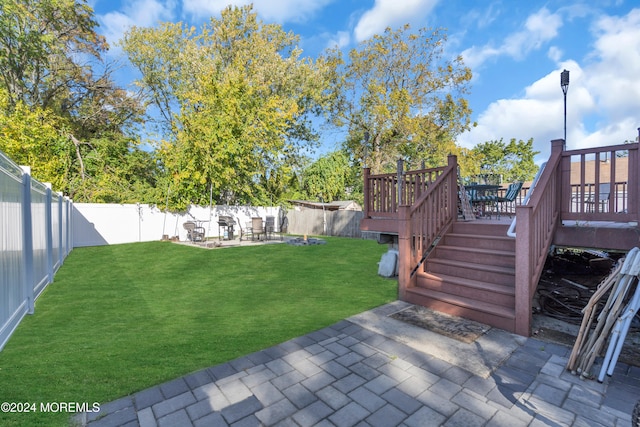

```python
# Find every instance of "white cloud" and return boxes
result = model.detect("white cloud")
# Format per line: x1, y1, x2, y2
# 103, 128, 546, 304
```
461, 7, 563, 70
457, 9, 640, 161
98, 0, 177, 52
459, 7, 640, 161
547, 46, 563, 63
457, 63, 597, 160
461, 3, 501, 30
183, 0, 334, 23
182, 0, 244, 19
99, 0, 336, 51
584, 9, 640, 123
354, 0, 439, 42
325, 31, 351, 50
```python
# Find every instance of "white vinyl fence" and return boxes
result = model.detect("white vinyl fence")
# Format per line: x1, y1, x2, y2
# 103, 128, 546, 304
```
72, 204, 283, 246
1, 151, 72, 351
71, 204, 365, 246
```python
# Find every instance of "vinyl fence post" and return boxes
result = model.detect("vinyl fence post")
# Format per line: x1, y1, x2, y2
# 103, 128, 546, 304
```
20, 166, 34, 314
45, 184, 54, 284
58, 193, 64, 263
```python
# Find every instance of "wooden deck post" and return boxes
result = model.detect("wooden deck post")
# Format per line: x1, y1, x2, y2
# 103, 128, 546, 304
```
363, 168, 370, 219
397, 158, 405, 207
398, 205, 414, 300
448, 155, 458, 222
630, 145, 640, 218
514, 204, 533, 336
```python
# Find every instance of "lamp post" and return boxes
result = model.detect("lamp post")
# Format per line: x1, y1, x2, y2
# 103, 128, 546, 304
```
363, 131, 369, 168
561, 69, 570, 145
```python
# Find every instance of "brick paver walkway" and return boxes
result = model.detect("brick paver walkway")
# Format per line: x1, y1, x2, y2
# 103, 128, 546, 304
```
73, 303, 639, 427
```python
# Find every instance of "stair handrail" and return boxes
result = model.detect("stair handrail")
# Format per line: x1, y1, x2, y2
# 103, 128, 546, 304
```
513, 140, 564, 335
507, 161, 547, 238
407, 156, 457, 275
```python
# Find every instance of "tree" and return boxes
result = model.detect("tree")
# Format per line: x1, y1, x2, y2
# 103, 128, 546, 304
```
301, 150, 355, 203
0, 0, 156, 202
0, 0, 107, 111
323, 24, 474, 173
471, 138, 539, 183
0, 87, 69, 189
122, 5, 331, 209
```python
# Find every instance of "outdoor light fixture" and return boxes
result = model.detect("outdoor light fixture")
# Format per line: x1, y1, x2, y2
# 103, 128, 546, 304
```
561, 69, 570, 145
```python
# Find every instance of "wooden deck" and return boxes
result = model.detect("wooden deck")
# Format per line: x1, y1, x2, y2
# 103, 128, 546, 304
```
362, 140, 640, 336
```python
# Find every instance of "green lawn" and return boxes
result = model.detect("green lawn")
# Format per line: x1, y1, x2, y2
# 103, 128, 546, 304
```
0, 237, 396, 426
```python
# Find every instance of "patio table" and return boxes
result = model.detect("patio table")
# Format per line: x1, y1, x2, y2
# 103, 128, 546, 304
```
466, 184, 500, 218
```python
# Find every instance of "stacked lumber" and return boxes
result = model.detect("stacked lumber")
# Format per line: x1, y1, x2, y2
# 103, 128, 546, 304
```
566, 247, 640, 381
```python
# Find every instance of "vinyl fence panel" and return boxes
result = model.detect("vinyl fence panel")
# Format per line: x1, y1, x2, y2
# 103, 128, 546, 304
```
0, 151, 72, 351
0, 153, 27, 351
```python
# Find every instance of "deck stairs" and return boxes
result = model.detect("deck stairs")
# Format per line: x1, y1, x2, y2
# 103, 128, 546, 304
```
404, 221, 517, 332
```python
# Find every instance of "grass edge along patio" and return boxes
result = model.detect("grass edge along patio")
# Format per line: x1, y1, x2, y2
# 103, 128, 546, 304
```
0, 238, 396, 427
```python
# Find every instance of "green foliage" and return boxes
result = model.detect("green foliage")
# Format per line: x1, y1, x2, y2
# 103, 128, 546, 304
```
0, 239, 395, 426
67, 136, 163, 203
122, 5, 331, 209
0, 0, 107, 111
0, 88, 69, 189
301, 150, 356, 202
470, 138, 540, 183
0, 0, 158, 202
323, 24, 474, 174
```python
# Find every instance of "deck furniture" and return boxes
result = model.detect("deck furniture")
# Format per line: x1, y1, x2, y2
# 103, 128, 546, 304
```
496, 182, 523, 219
586, 183, 611, 213
183, 221, 205, 242
236, 217, 250, 241
265, 216, 274, 239
251, 217, 265, 240
466, 184, 500, 218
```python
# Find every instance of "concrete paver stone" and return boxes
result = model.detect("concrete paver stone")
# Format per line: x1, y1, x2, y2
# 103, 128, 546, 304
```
73, 302, 637, 426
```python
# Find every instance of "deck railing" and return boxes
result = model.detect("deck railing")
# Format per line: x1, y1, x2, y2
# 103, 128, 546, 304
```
363, 162, 447, 219
561, 142, 639, 222
363, 139, 640, 336
513, 140, 564, 335
398, 156, 458, 296
514, 140, 639, 335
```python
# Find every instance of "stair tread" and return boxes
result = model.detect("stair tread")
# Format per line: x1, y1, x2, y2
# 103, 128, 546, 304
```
446, 232, 513, 241
407, 287, 516, 319
427, 257, 515, 274
436, 244, 515, 257
418, 271, 515, 295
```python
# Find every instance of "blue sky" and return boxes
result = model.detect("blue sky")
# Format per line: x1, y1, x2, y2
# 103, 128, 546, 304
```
89, 0, 640, 163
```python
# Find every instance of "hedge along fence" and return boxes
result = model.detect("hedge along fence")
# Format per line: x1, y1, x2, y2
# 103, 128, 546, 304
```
0, 151, 73, 351
286, 207, 364, 238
